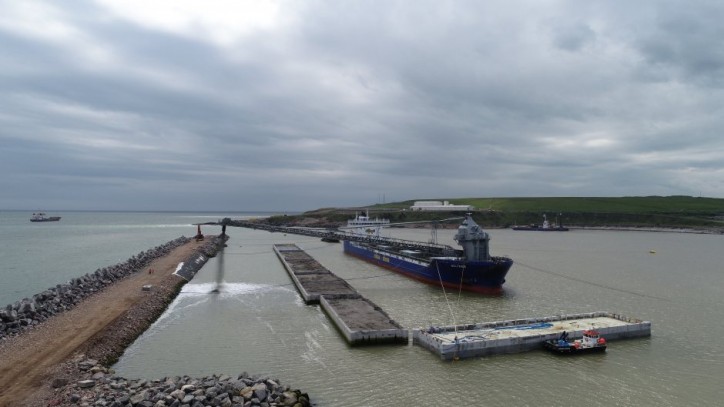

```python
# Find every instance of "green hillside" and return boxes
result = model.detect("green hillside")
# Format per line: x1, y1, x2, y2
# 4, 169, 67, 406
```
455, 196, 724, 213
275, 196, 724, 230
361, 196, 724, 230
373, 196, 724, 213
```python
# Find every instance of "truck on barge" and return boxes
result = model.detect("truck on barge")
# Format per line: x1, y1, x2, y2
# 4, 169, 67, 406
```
342, 213, 513, 295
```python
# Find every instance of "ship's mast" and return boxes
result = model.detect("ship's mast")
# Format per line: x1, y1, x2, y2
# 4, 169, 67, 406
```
453, 213, 491, 261
429, 221, 438, 245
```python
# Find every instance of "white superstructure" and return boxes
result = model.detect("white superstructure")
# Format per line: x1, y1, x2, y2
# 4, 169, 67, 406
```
345, 211, 390, 237
410, 201, 473, 211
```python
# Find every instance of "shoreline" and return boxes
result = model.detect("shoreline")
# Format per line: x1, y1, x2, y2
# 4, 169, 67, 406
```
248, 215, 724, 235
0, 234, 311, 407
567, 225, 724, 235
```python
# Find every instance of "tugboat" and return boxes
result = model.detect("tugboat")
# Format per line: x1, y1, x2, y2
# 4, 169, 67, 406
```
543, 329, 607, 354
30, 212, 61, 222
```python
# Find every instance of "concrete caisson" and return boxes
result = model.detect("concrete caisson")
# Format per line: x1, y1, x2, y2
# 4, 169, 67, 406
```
413, 312, 651, 360
274, 244, 406, 345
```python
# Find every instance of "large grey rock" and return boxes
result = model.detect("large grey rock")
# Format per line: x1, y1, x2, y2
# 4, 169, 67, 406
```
19, 301, 36, 314
181, 384, 196, 393
169, 389, 185, 400
253, 388, 268, 402
77, 379, 96, 388
131, 390, 150, 405
51, 378, 69, 388
251, 383, 267, 392
205, 386, 218, 398
281, 391, 298, 405
3, 310, 17, 322
78, 359, 97, 371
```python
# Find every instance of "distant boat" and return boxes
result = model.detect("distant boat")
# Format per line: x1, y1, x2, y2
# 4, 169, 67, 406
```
512, 214, 568, 231
30, 212, 61, 222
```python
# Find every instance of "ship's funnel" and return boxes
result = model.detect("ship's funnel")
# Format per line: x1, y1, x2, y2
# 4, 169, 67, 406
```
453, 214, 490, 261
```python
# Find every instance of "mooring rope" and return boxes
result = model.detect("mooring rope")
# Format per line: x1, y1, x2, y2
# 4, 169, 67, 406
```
516, 261, 668, 301
457, 266, 465, 306
435, 261, 457, 336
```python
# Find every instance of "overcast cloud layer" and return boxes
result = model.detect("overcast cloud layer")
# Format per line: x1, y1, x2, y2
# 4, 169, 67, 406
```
2, 0, 723, 211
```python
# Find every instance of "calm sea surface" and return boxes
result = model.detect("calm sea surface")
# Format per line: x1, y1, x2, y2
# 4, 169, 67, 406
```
0, 211, 265, 306
2, 211, 723, 406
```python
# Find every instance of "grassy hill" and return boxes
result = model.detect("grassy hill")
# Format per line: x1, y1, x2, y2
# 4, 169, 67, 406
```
371, 196, 724, 213
294, 196, 724, 231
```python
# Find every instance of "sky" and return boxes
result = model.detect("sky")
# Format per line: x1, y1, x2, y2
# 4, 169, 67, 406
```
2, 0, 724, 212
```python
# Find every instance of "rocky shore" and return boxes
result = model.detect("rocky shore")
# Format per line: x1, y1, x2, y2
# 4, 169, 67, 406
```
0, 235, 313, 406
47, 355, 310, 407
80, 236, 227, 367
0, 236, 190, 340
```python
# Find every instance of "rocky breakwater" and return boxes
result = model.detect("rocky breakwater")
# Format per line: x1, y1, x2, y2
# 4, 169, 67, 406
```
42, 235, 312, 406
174, 235, 228, 281
80, 235, 231, 365
48, 356, 311, 407
0, 236, 190, 340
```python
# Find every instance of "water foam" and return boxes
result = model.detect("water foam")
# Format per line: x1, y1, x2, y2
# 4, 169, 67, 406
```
142, 282, 289, 335
180, 282, 282, 296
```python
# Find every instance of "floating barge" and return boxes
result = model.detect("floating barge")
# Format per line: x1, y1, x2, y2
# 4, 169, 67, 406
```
413, 312, 651, 360
273, 244, 407, 345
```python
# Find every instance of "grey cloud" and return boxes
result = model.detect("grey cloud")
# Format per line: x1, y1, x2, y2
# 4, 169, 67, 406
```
1, 0, 723, 211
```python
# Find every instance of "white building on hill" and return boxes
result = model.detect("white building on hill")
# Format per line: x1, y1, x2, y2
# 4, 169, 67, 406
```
410, 201, 474, 211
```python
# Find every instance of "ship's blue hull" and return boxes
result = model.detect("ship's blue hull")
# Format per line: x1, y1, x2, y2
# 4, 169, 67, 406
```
343, 240, 512, 294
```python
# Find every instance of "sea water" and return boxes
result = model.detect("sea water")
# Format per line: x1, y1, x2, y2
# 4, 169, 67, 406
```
0, 211, 265, 306
2, 211, 723, 406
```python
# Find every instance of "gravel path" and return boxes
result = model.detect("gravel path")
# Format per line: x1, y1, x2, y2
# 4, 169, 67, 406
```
0, 237, 212, 406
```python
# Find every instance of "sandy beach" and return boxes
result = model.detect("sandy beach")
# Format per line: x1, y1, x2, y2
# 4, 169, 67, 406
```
0, 238, 210, 406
